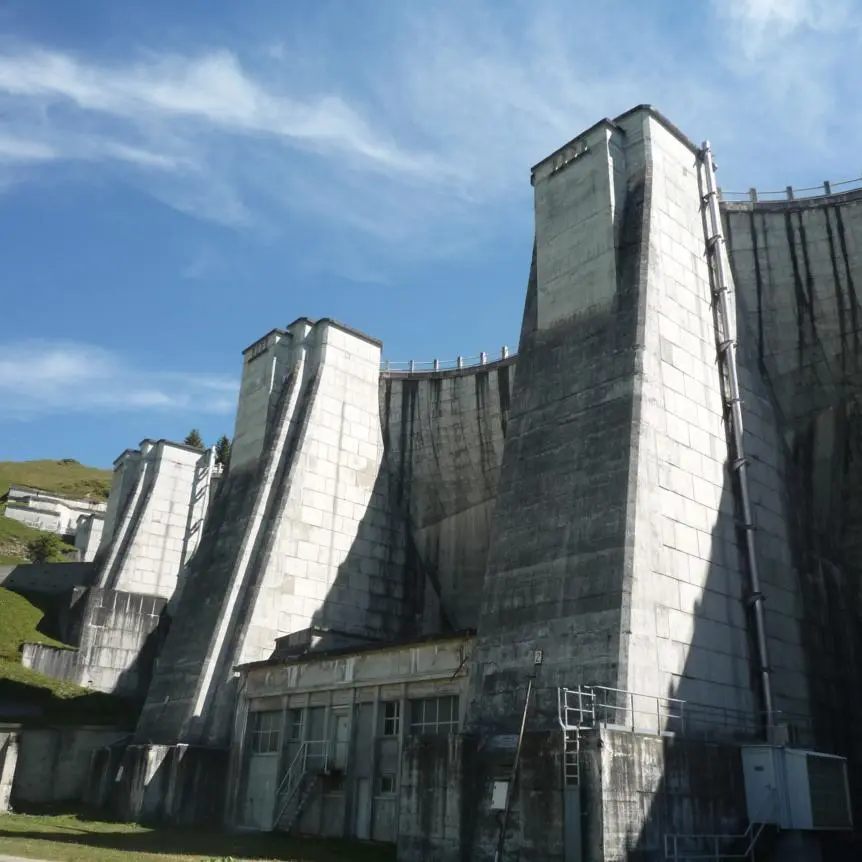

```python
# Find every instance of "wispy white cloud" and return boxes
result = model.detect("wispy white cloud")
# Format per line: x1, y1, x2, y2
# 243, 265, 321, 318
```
0, 1, 859, 260
0, 341, 238, 420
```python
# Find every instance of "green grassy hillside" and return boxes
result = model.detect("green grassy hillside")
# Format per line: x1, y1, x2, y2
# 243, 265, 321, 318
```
0, 587, 134, 726
0, 459, 112, 564
0, 458, 112, 501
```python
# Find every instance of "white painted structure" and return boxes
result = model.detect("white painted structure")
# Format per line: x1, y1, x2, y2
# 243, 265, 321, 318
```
96, 440, 219, 600
73, 513, 104, 562
3, 485, 106, 537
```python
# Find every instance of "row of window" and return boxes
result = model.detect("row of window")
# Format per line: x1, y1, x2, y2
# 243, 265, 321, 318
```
248, 695, 459, 754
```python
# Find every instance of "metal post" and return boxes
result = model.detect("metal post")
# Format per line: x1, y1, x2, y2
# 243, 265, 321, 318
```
749, 188, 757, 203
701, 141, 775, 733
824, 181, 832, 196
501, 345, 509, 359
457, 356, 463, 369
433, 359, 440, 371
480, 351, 487, 365
408, 359, 415, 373
494, 678, 533, 862
786, 185, 794, 200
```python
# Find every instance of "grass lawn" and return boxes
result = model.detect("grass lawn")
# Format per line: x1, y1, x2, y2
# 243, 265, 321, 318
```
0, 461, 112, 503
0, 810, 394, 862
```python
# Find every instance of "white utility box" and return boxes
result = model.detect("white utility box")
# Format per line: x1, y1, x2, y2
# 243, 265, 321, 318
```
742, 746, 852, 831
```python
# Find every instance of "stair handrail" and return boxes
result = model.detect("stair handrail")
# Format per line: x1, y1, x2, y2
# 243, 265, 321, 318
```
663, 798, 777, 860
274, 742, 308, 825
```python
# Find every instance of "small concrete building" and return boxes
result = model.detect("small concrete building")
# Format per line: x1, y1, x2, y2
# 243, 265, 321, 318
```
227, 629, 472, 844
3, 484, 106, 538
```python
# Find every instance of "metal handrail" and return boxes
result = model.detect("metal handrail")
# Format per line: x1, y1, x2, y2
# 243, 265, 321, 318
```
558, 685, 685, 734
720, 175, 862, 202
274, 742, 308, 825
381, 346, 513, 373
557, 685, 814, 743
664, 798, 776, 861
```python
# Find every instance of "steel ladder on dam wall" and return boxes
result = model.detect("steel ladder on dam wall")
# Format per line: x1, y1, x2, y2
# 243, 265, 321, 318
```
658, 142, 777, 862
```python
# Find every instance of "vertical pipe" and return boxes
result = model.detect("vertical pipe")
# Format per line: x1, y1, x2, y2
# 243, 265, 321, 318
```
701, 141, 775, 734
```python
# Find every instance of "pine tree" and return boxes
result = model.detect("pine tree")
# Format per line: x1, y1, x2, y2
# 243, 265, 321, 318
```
215, 434, 232, 470
184, 428, 204, 449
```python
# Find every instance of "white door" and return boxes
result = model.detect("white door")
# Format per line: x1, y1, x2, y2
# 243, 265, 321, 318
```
355, 777, 371, 839
242, 754, 279, 831
332, 712, 350, 770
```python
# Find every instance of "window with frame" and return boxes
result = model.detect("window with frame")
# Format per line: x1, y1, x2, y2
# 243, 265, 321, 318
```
409, 695, 459, 736
382, 701, 400, 737
249, 709, 281, 754
288, 707, 305, 741
380, 774, 396, 795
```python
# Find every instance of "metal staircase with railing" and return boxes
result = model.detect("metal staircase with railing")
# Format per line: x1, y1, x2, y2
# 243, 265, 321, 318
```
272, 741, 331, 834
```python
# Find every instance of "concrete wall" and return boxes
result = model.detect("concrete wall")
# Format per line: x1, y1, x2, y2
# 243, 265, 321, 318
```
88, 742, 227, 826
380, 359, 515, 631
21, 587, 167, 697
11, 726, 126, 804
0, 728, 19, 812
74, 514, 104, 562
723, 191, 862, 429
135, 318, 412, 748
724, 190, 862, 812
0, 561, 95, 595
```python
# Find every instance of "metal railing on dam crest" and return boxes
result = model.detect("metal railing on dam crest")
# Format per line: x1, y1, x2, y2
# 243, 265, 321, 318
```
381, 345, 515, 374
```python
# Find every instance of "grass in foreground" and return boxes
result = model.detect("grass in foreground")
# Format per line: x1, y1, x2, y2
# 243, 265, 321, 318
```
0, 588, 135, 727
0, 810, 394, 862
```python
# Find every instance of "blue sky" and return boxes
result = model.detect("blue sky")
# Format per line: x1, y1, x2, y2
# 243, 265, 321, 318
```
1, 0, 860, 467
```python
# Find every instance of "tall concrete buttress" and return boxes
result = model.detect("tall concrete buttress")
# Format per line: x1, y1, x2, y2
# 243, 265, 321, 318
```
466, 106, 811, 734
135, 317, 413, 746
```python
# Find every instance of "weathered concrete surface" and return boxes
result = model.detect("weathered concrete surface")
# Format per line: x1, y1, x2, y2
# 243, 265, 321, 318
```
135, 318, 409, 748
724, 191, 862, 818
88, 742, 226, 825
0, 562, 95, 595
0, 728, 19, 812
594, 728, 749, 861
96, 440, 213, 600
724, 192, 862, 430
20, 588, 167, 697
380, 359, 515, 631
11, 726, 126, 804
465, 107, 811, 736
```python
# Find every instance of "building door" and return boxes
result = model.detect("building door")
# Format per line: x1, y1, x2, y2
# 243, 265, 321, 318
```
355, 777, 371, 839
331, 711, 350, 770
241, 754, 279, 831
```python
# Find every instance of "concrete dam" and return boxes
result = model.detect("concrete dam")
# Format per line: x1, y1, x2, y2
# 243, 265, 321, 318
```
7, 104, 861, 861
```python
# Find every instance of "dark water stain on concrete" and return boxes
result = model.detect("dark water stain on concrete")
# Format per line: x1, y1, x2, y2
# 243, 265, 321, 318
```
784, 211, 808, 361
824, 207, 849, 373
834, 206, 861, 357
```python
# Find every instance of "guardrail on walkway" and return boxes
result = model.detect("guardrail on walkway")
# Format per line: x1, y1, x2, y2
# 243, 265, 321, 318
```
381, 346, 513, 373
720, 174, 862, 202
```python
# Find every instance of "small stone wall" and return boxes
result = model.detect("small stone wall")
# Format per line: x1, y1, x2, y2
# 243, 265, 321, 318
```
0, 562, 96, 595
